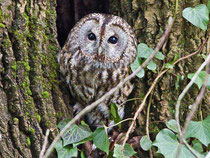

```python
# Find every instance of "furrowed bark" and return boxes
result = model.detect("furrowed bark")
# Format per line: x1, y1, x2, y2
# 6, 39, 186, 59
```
0, 1, 72, 157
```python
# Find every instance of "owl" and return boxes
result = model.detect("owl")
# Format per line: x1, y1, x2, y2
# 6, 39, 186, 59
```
58, 13, 137, 129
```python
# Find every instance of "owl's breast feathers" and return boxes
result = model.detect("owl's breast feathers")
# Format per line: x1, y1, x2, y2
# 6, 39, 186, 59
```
57, 13, 137, 127
58, 48, 133, 107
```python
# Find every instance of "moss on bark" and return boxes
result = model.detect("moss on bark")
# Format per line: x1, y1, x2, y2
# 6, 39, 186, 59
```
0, 0, 72, 157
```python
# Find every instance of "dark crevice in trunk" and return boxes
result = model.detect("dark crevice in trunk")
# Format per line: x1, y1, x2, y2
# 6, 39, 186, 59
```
56, 0, 110, 48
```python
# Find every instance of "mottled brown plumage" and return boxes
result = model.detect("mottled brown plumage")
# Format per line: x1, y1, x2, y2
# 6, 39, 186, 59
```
58, 13, 137, 128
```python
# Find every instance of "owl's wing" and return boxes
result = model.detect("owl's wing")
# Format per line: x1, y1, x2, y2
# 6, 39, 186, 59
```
57, 44, 72, 77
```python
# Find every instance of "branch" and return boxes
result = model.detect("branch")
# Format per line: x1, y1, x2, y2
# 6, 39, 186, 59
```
146, 94, 154, 158
107, 118, 134, 129
122, 69, 168, 146
123, 37, 208, 148
40, 129, 50, 158
43, 17, 174, 158
175, 53, 210, 158
173, 38, 208, 65
182, 65, 209, 137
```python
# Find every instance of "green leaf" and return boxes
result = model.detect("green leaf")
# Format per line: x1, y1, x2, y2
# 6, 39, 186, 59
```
107, 151, 114, 158
58, 119, 71, 130
182, 4, 209, 31
155, 51, 165, 60
140, 136, 152, 151
131, 58, 145, 78
166, 119, 178, 133
113, 144, 136, 158
0, 23, 5, 28
73, 136, 92, 147
62, 124, 92, 146
137, 43, 165, 60
110, 103, 122, 128
81, 150, 85, 158
207, 0, 210, 11
165, 63, 174, 69
93, 127, 110, 155
192, 140, 203, 153
137, 43, 152, 58
201, 54, 207, 60
153, 129, 204, 158
55, 140, 78, 158
185, 115, 210, 146
175, 75, 181, 89
187, 71, 207, 89
147, 60, 157, 71
207, 74, 210, 90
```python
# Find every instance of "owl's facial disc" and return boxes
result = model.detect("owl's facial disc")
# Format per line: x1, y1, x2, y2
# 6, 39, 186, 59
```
78, 19, 101, 58
101, 25, 128, 62
78, 17, 129, 64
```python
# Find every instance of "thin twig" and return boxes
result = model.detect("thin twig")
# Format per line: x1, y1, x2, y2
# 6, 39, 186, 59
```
146, 94, 153, 158
44, 17, 174, 158
122, 69, 168, 146
122, 36, 208, 148
182, 65, 209, 137
180, 56, 210, 157
107, 118, 134, 129
175, 53, 210, 158
146, 94, 153, 140
119, 98, 142, 107
173, 38, 208, 65
39, 129, 50, 158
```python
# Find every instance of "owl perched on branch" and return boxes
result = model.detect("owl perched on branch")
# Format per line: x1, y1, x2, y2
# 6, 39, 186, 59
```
58, 13, 137, 129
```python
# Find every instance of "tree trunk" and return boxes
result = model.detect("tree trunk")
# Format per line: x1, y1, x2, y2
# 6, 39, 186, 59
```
109, 0, 209, 135
0, 0, 209, 158
0, 1, 72, 157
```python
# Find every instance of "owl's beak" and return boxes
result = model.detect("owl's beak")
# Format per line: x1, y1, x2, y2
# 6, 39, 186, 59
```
98, 46, 103, 56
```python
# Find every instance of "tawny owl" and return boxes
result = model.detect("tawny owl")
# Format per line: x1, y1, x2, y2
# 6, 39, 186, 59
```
58, 13, 137, 129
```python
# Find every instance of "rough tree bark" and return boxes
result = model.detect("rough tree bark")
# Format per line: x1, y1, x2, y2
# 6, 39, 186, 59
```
109, 0, 209, 137
0, 0, 209, 158
0, 1, 72, 157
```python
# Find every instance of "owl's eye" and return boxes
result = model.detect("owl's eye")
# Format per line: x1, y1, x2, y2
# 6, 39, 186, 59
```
108, 36, 118, 44
88, 33, 96, 41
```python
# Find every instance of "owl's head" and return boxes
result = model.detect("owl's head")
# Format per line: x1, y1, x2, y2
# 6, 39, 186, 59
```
68, 13, 137, 68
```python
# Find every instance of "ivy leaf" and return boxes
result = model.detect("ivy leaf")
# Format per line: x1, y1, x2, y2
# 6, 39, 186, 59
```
187, 71, 207, 89
62, 124, 92, 146
185, 115, 210, 146
207, 75, 210, 90
57, 119, 71, 130
182, 4, 209, 31
72, 136, 92, 148
147, 60, 157, 71
138, 43, 165, 60
80, 151, 85, 158
113, 144, 136, 158
155, 51, 165, 60
55, 140, 78, 158
192, 140, 203, 153
140, 135, 152, 151
110, 103, 122, 128
137, 43, 152, 58
207, 0, 210, 11
201, 54, 207, 60
131, 58, 145, 78
93, 127, 110, 155
153, 129, 204, 158
165, 63, 174, 69
166, 119, 178, 133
